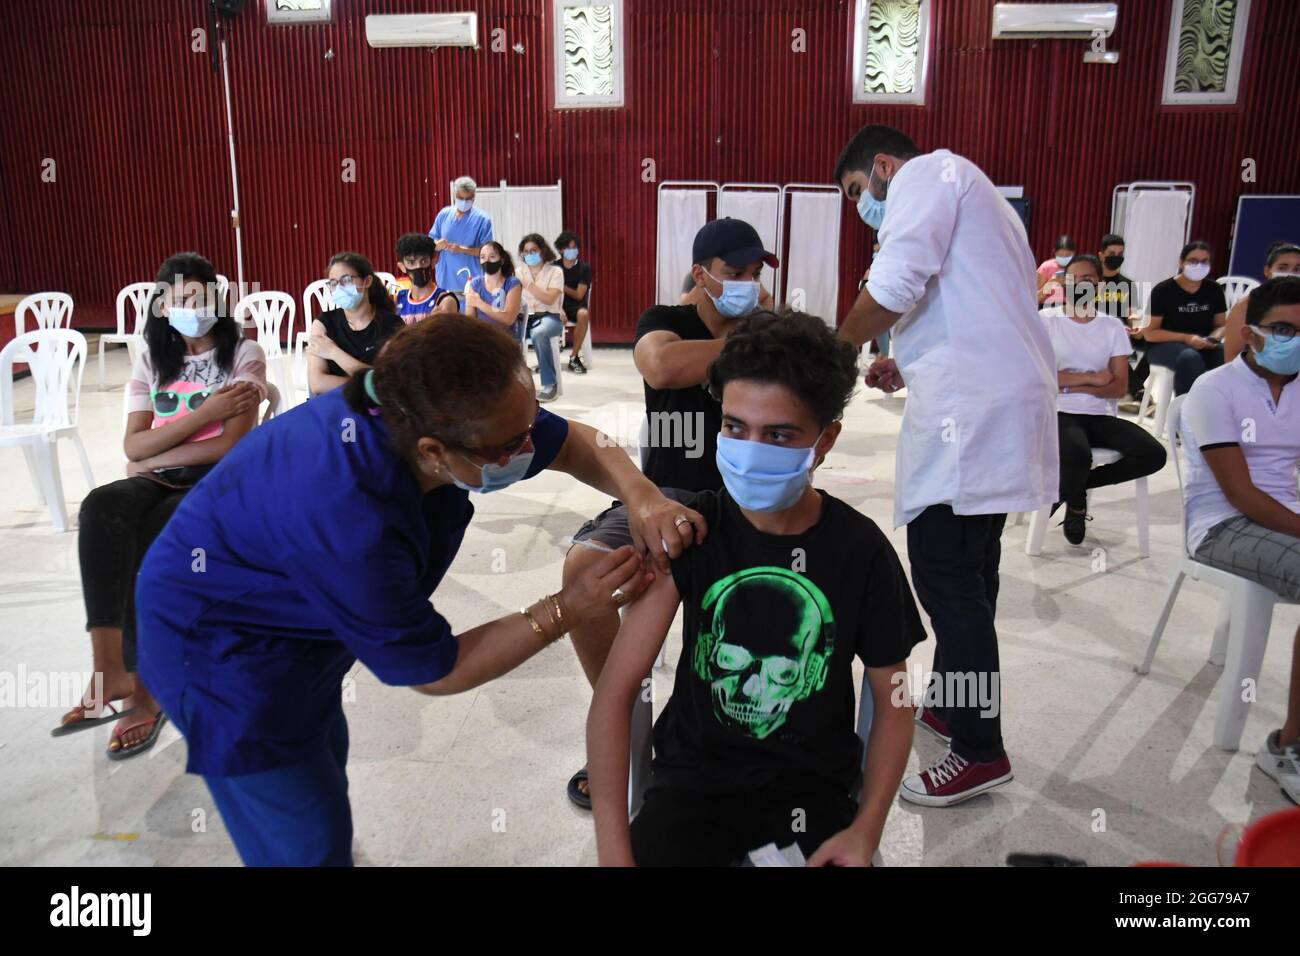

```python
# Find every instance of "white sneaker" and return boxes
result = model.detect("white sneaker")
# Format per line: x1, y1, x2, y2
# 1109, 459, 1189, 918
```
1255, 729, 1300, 803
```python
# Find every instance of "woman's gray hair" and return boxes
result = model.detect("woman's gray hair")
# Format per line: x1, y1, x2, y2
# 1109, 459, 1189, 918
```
453, 175, 477, 196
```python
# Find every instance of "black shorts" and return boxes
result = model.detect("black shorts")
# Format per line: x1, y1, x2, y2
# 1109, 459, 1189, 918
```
562, 302, 586, 324
568, 488, 702, 551
629, 782, 857, 867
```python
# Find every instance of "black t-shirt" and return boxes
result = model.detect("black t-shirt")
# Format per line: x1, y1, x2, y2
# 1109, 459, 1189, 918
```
1097, 272, 1135, 322
554, 259, 592, 309
1147, 277, 1227, 337
316, 308, 404, 376
635, 304, 723, 492
653, 489, 927, 797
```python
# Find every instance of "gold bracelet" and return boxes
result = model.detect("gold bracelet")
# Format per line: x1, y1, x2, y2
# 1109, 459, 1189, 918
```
521, 607, 546, 639
548, 593, 567, 633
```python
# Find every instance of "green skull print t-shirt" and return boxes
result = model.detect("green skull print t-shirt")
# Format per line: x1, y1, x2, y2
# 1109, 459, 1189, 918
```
654, 488, 927, 797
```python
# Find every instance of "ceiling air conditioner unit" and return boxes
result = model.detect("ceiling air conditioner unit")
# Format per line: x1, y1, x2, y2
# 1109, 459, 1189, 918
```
991, 3, 1116, 39
365, 13, 478, 48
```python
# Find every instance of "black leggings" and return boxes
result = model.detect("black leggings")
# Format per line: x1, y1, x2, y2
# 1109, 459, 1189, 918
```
78, 477, 188, 672
1057, 413, 1167, 510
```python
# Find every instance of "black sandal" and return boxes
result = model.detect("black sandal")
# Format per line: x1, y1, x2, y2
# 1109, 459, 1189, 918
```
567, 767, 592, 810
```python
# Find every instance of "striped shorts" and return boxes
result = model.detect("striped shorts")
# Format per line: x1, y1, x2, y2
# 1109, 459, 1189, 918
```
1194, 515, 1300, 601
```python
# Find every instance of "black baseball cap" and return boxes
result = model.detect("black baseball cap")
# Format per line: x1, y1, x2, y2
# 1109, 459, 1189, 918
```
692, 218, 779, 268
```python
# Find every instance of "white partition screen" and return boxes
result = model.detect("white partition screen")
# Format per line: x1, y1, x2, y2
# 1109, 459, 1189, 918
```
454, 180, 564, 264
718, 184, 782, 303
1111, 182, 1193, 312
656, 183, 715, 305
782, 186, 842, 327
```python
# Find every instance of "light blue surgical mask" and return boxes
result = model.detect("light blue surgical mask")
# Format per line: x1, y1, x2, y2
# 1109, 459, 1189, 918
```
703, 269, 760, 318
450, 448, 534, 493
167, 307, 219, 339
562, 248, 579, 261
523, 252, 543, 267
1055, 254, 1073, 268
1252, 328, 1300, 375
716, 433, 821, 512
332, 283, 364, 311
455, 198, 473, 213
856, 166, 889, 230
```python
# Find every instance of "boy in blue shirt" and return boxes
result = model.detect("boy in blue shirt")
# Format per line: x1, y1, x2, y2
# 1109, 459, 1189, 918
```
394, 233, 459, 324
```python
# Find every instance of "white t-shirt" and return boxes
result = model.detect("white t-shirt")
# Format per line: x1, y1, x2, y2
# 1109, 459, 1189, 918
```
1038, 307, 1132, 416
866, 149, 1059, 528
1181, 355, 1300, 553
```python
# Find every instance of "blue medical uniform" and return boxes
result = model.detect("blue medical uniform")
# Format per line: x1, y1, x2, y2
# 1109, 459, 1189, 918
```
428, 205, 493, 291
137, 387, 568, 866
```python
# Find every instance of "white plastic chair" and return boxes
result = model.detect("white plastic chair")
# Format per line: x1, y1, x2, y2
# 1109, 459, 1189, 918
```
14, 292, 73, 338
215, 274, 232, 315
1217, 275, 1260, 311
296, 279, 332, 395
1137, 364, 1176, 441
1136, 395, 1299, 751
99, 282, 154, 386
0, 329, 95, 532
1024, 448, 1150, 557
578, 283, 595, 371
235, 292, 297, 413
260, 381, 283, 422
375, 271, 400, 297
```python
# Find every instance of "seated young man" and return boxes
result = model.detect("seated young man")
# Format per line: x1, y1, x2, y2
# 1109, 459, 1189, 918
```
587, 311, 926, 866
1182, 275, 1300, 804
393, 232, 459, 324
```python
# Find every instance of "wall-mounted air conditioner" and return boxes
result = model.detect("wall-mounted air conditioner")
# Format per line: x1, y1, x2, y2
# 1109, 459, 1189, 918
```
364, 13, 478, 48
991, 3, 1117, 39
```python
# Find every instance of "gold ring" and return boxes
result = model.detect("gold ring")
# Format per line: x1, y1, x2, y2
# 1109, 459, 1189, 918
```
611, 588, 627, 604
673, 515, 690, 527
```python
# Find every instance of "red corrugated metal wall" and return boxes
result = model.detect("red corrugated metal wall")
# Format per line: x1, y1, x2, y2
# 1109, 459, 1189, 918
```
2, 0, 1298, 340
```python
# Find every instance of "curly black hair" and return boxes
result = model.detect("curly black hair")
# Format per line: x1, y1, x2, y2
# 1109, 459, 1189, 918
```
394, 232, 438, 261
707, 310, 860, 428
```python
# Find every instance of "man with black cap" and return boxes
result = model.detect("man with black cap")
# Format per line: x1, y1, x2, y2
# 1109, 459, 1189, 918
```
558, 217, 779, 808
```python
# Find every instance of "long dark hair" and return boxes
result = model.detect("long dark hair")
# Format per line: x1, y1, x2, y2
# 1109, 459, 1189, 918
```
328, 251, 395, 314
144, 252, 241, 388
481, 241, 516, 279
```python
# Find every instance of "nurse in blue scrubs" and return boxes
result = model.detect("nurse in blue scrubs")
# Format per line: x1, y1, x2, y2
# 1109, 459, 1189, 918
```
137, 314, 706, 866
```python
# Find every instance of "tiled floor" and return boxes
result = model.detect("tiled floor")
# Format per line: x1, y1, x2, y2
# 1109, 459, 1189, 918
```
1, 343, 1295, 866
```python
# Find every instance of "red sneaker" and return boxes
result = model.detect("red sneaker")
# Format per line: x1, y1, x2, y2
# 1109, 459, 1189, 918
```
900, 750, 1013, 807
915, 705, 951, 743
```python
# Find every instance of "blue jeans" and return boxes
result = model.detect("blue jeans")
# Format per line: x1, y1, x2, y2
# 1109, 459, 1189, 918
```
529, 313, 563, 389
173, 687, 354, 867
1146, 340, 1224, 396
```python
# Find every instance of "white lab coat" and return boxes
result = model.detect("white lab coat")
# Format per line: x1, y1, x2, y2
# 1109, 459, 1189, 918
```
866, 150, 1059, 528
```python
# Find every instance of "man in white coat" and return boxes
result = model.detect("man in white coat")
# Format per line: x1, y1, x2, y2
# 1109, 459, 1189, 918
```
834, 125, 1058, 807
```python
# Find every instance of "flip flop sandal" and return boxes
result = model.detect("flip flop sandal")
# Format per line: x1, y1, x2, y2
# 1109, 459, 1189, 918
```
106, 712, 168, 761
567, 767, 592, 810
50, 700, 137, 737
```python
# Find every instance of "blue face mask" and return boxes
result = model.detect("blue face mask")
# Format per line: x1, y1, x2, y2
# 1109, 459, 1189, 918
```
1253, 329, 1300, 375
562, 248, 579, 261
455, 198, 473, 213
716, 433, 820, 512
1055, 254, 1073, 268
167, 307, 219, 339
703, 269, 760, 318
450, 448, 534, 493
523, 252, 543, 267
856, 166, 889, 230
332, 283, 364, 310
